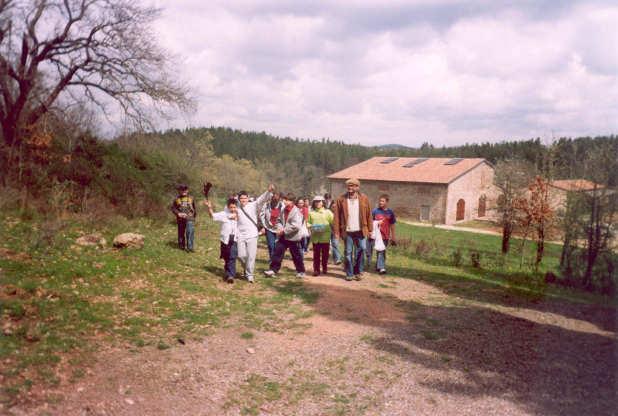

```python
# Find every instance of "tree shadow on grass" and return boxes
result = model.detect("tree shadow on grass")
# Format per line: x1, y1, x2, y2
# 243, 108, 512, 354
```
385, 262, 616, 333
287, 279, 616, 416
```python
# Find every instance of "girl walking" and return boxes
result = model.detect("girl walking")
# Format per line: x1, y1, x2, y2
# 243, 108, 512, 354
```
307, 196, 334, 276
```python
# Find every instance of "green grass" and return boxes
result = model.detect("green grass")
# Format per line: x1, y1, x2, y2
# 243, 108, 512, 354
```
0, 214, 611, 409
0, 214, 321, 406
390, 222, 613, 305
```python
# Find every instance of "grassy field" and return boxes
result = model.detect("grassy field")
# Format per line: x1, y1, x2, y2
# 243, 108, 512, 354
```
0, 214, 611, 408
0, 213, 318, 406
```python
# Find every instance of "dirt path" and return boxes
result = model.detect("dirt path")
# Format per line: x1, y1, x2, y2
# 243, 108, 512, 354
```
9, 254, 616, 416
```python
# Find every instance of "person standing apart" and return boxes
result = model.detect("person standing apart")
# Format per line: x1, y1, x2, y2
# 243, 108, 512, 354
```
333, 178, 372, 281
264, 193, 306, 278
260, 191, 284, 262
307, 196, 334, 276
171, 184, 197, 252
236, 184, 274, 282
366, 194, 397, 274
204, 198, 239, 283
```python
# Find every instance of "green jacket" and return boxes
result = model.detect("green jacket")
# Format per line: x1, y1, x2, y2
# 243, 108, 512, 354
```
308, 208, 334, 244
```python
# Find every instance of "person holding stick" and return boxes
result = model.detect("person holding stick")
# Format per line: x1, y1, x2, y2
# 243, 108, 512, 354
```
204, 198, 239, 284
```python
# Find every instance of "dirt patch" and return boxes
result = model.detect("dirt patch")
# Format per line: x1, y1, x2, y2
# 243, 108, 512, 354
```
5, 256, 616, 416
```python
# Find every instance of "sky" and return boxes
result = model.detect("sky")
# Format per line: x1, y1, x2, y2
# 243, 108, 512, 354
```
151, 0, 618, 147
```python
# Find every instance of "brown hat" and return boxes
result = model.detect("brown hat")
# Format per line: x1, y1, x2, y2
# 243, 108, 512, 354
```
345, 178, 360, 186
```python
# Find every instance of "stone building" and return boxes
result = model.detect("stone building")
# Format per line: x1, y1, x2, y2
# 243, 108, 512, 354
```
547, 179, 606, 213
327, 157, 498, 224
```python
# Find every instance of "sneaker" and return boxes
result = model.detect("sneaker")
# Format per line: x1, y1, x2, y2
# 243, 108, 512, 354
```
247, 276, 255, 283
226, 276, 234, 284
312, 271, 320, 277
296, 272, 305, 279
335, 260, 342, 265
345, 275, 354, 281
263, 270, 276, 277
354, 273, 363, 281
379, 269, 386, 275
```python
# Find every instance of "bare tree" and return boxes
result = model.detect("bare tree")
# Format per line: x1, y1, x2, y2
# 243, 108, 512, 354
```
0, 0, 193, 174
494, 159, 536, 254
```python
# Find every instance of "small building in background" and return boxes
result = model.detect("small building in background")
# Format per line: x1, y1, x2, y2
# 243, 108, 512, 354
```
327, 156, 498, 225
548, 179, 606, 212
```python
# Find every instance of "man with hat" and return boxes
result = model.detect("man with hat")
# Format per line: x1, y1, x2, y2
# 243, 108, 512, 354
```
332, 178, 372, 281
171, 184, 197, 252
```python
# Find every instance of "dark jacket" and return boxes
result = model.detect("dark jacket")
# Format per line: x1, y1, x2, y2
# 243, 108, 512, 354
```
171, 195, 197, 222
333, 192, 372, 238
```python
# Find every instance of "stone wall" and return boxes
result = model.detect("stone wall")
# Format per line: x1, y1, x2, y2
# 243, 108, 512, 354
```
328, 179, 448, 223
445, 162, 498, 224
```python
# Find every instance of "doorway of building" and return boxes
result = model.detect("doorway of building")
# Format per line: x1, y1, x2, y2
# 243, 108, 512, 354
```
456, 199, 465, 221
420, 205, 430, 222
478, 195, 486, 217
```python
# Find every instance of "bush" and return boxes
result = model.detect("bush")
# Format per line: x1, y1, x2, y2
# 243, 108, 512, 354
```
393, 237, 411, 251
414, 239, 433, 257
451, 248, 463, 267
470, 251, 481, 268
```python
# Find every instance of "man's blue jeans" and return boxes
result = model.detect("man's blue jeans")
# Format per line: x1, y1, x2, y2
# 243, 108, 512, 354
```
330, 234, 342, 264
178, 220, 195, 250
344, 232, 366, 277
265, 229, 278, 260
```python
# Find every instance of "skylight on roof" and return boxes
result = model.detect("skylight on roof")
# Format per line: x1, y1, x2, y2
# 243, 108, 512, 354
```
380, 157, 399, 164
444, 158, 464, 165
403, 158, 428, 168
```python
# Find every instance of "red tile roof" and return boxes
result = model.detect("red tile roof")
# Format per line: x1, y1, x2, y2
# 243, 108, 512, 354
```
550, 179, 604, 192
327, 157, 490, 184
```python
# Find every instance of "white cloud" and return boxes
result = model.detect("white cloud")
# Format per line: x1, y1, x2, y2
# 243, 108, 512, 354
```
151, 0, 618, 146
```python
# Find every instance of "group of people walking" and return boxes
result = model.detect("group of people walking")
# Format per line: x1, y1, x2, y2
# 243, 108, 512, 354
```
171, 178, 396, 284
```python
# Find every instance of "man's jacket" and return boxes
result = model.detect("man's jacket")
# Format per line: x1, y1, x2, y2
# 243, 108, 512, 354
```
333, 192, 372, 238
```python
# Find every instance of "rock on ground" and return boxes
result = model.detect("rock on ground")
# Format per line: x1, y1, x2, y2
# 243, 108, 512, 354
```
112, 233, 145, 249
76, 233, 107, 247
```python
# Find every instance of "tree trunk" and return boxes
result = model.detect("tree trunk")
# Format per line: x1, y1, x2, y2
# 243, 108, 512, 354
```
583, 196, 600, 288
502, 220, 512, 254
535, 222, 545, 271
519, 225, 530, 269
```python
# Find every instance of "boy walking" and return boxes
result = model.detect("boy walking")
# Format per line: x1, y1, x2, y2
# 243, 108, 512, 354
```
260, 191, 284, 261
204, 198, 239, 283
263, 193, 306, 278
171, 184, 197, 252
236, 184, 275, 282
367, 194, 397, 274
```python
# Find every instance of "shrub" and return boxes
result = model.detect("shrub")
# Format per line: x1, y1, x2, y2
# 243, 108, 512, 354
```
470, 251, 481, 268
393, 237, 411, 251
451, 248, 463, 267
414, 239, 433, 257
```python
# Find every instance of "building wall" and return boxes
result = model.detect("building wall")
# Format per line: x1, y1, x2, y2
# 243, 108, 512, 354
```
445, 162, 498, 224
328, 179, 448, 223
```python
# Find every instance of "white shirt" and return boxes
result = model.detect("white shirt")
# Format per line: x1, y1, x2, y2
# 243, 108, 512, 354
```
212, 210, 238, 244
346, 198, 360, 232
237, 191, 272, 239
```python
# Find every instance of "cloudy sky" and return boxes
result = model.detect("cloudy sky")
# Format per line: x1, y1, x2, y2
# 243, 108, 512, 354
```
151, 0, 618, 147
